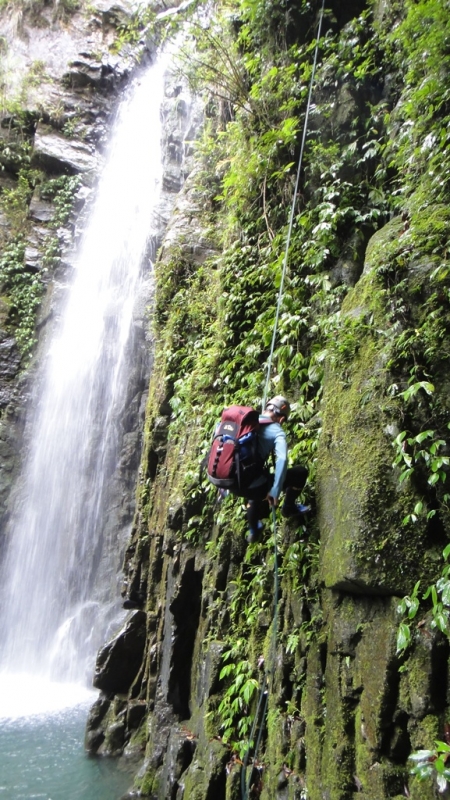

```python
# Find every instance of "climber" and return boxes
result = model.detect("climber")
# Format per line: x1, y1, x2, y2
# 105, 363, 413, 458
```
242, 395, 308, 543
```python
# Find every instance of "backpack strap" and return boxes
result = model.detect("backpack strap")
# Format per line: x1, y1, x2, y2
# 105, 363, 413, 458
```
259, 415, 276, 471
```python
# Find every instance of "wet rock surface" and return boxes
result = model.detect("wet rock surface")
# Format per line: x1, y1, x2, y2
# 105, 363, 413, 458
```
32, 124, 99, 174
94, 610, 147, 695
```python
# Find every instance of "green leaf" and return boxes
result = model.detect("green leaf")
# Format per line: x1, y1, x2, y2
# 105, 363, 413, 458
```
394, 431, 407, 445
412, 580, 421, 597
439, 581, 450, 606
396, 622, 411, 653
433, 611, 448, 634
242, 678, 258, 704
397, 599, 407, 614
409, 749, 434, 761
415, 429, 434, 443
400, 468, 414, 483
435, 756, 446, 774
431, 585, 438, 607
219, 664, 235, 679
434, 741, 450, 753
408, 597, 419, 619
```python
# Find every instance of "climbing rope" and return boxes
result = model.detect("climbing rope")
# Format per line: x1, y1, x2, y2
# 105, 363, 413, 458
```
262, 0, 326, 410
240, 507, 279, 800
241, 3, 326, 798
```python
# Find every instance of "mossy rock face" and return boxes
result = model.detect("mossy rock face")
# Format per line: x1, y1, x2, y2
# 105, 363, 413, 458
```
362, 216, 405, 276
304, 594, 401, 799
301, 588, 447, 800
169, 738, 228, 800
317, 221, 445, 596
301, 642, 326, 798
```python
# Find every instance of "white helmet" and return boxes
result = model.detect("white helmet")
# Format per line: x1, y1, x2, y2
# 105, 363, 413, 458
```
266, 395, 291, 420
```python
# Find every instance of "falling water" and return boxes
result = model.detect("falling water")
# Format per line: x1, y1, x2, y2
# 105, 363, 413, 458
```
0, 56, 167, 716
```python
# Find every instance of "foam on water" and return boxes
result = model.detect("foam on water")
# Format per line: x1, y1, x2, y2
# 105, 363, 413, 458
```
0, 673, 96, 720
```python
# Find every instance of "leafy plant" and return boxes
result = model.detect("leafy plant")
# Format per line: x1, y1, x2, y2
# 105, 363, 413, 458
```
396, 545, 450, 655
0, 173, 81, 360
391, 420, 450, 496
24, 60, 48, 88
396, 580, 421, 654
1, 169, 37, 230
216, 639, 260, 755
0, 237, 44, 359
409, 737, 450, 794
110, 3, 156, 52
40, 174, 81, 227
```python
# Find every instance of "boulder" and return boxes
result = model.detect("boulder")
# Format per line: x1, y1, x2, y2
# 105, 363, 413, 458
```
28, 193, 54, 223
0, 336, 21, 383
93, 609, 147, 694
32, 123, 98, 174
63, 53, 130, 91
89, 0, 136, 27
24, 245, 40, 271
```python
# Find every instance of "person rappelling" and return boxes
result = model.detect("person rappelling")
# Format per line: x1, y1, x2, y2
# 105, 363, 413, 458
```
206, 395, 309, 542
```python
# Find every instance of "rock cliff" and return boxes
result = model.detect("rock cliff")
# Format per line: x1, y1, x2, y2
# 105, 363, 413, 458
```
87, 2, 450, 799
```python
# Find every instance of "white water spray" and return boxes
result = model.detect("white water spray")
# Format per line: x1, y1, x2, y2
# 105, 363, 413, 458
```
0, 58, 167, 717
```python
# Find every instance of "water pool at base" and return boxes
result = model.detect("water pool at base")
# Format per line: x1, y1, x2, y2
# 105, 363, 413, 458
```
0, 702, 137, 800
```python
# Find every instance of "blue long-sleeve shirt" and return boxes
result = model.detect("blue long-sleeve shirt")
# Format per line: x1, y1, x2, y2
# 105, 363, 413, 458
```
251, 415, 288, 499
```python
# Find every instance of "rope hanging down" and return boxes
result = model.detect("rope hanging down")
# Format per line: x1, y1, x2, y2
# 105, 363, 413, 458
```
262, 0, 326, 410
241, 4, 326, 799
240, 507, 279, 800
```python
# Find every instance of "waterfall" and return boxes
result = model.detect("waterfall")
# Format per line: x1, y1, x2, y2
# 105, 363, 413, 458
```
0, 56, 168, 716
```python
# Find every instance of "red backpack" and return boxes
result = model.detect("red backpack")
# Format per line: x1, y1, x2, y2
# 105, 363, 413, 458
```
206, 405, 270, 492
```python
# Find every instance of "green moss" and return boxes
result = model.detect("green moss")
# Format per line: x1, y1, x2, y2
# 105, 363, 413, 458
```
363, 216, 405, 275
128, 720, 148, 749
317, 234, 447, 595
135, 769, 158, 797
411, 714, 440, 752
301, 643, 325, 797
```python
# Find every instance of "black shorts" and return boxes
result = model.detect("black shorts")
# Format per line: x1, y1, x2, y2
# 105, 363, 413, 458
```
236, 464, 307, 502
